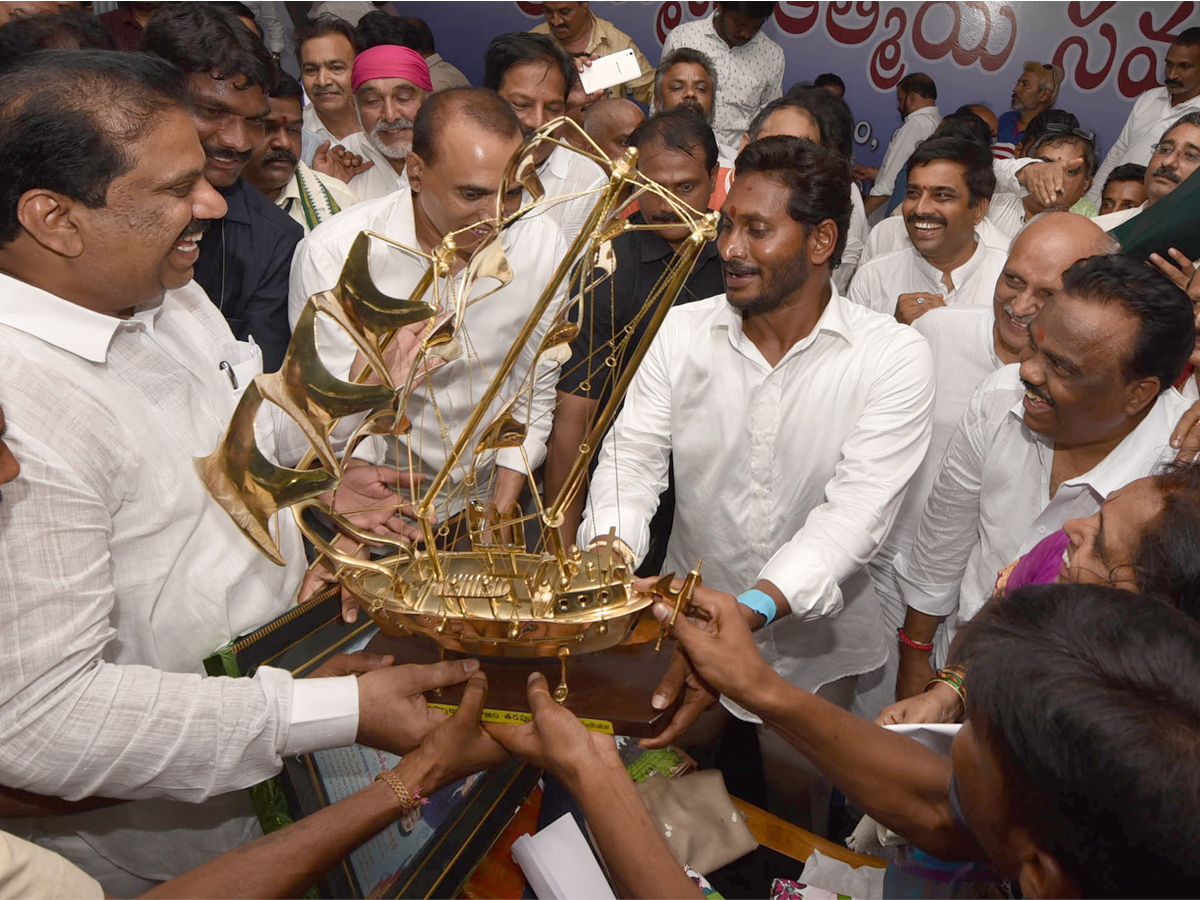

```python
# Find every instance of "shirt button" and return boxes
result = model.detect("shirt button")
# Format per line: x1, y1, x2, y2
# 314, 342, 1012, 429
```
1037, 526, 1047, 534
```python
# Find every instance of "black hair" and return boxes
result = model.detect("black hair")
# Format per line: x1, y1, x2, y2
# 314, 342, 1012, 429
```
211, 1, 256, 29
814, 72, 845, 93
747, 97, 819, 143
1061, 253, 1194, 392
1029, 130, 1099, 177
483, 32, 574, 101
653, 47, 717, 114
781, 83, 854, 159
961, 583, 1200, 898
906, 136, 996, 205
402, 17, 436, 56
0, 8, 115, 71
1160, 109, 1200, 143
1129, 461, 1200, 619
1104, 162, 1147, 190
354, 10, 420, 54
936, 107, 993, 149
0, 50, 189, 247
1174, 26, 1200, 48
269, 75, 303, 103
411, 86, 521, 166
142, 2, 275, 93
1020, 108, 1078, 153
898, 71, 936, 101
293, 14, 356, 67
719, 2, 775, 20
734, 135, 852, 267
629, 108, 719, 174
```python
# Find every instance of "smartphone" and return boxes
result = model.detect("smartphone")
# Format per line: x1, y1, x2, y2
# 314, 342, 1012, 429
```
579, 48, 642, 94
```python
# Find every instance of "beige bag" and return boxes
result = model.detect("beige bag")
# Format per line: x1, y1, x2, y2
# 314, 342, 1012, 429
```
635, 769, 758, 875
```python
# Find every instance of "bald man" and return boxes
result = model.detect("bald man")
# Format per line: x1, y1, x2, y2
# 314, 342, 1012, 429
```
857, 212, 1119, 718
583, 97, 645, 169
967, 103, 998, 138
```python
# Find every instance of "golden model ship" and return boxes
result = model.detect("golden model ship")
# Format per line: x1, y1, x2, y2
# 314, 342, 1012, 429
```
197, 120, 713, 699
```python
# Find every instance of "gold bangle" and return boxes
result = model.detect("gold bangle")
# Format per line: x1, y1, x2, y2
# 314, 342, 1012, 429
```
375, 768, 426, 813
925, 673, 966, 710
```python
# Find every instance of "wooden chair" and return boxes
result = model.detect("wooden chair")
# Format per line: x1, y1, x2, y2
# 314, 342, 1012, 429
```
732, 798, 887, 869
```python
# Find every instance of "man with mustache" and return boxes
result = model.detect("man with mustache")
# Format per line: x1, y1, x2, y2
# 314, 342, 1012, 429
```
243, 75, 359, 235
857, 213, 1117, 717
297, 14, 360, 148
532, 2, 654, 104
992, 61, 1062, 161
1091, 111, 1200, 229
851, 136, 1007, 325
581, 137, 934, 833
484, 32, 607, 245
545, 109, 725, 561
856, 72, 942, 218
653, 48, 717, 126
144, 4, 303, 373
893, 254, 1195, 699
984, 124, 1097, 238
1085, 27, 1200, 207
333, 43, 431, 202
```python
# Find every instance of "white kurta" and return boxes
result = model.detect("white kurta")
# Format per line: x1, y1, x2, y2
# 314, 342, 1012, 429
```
860, 216, 1012, 269
849, 239, 1007, 317
871, 105, 942, 199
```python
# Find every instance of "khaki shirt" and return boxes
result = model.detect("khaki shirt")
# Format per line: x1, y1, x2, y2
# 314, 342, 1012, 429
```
532, 13, 654, 104
0, 832, 103, 900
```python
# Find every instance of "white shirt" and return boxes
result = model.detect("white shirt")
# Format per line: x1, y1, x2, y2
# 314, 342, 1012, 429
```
289, 190, 568, 520
1091, 200, 1147, 231
301, 102, 356, 150
984, 157, 1044, 238
895, 364, 1190, 658
338, 130, 409, 202
0, 275, 359, 881
277, 159, 360, 234
860, 216, 1012, 269
1086, 86, 1200, 207
833, 184, 870, 293
526, 144, 609, 245
849, 238, 1007, 316
871, 105, 942, 198
868, 306, 1001, 630
660, 13, 785, 159
580, 290, 935, 693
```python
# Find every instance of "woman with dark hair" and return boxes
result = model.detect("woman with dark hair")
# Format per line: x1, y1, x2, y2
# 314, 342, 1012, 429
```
879, 460, 1200, 724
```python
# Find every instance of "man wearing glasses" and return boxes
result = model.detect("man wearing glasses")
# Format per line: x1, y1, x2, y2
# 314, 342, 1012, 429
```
1092, 111, 1200, 230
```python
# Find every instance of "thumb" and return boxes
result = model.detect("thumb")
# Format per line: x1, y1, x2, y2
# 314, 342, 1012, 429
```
525, 671, 557, 717
402, 658, 481, 693
315, 139, 331, 157
652, 600, 705, 649
1068, 156, 1084, 170
456, 670, 489, 720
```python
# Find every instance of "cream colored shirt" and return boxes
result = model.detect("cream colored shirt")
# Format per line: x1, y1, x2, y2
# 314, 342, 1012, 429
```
532, 13, 654, 104
0, 832, 102, 900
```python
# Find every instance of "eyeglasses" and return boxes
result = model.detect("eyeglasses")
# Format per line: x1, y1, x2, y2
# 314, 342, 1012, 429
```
1042, 122, 1096, 144
1150, 141, 1200, 165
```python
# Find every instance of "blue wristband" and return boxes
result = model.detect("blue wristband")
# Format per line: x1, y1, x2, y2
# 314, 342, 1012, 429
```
737, 588, 777, 626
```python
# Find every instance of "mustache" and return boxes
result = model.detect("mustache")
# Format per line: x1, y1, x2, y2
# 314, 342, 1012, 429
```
1003, 304, 1033, 325
1021, 378, 1055, 407
1151, 164, 1181, 183
177, 218, 210, 242
310, 85, 343, 95
650, 211, 683, 225
1165, 78, 1184, 88
204, 144, 251, 165
723, 260, 760, 277
907, 214, 948, 227
261, 148, 298, 167
373, 116, 414, 135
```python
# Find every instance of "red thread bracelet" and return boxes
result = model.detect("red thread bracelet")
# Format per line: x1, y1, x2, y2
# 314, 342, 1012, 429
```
897, 626, 934, 652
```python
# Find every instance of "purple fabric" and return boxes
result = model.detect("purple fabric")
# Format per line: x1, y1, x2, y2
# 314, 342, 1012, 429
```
1006, 530, 1071, 591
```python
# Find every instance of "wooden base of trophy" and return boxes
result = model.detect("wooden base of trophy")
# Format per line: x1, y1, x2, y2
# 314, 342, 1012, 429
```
367, 619, 681, 737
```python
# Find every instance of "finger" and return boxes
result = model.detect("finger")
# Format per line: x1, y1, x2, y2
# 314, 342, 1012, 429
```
874, 708, 901, 726
651, 651, 690, 711
652, 600, 706, 650
345, 651, 396, 671
400, 658, 482, 693
1170, 405, 1200, 449
485, 721, 539, 757
1150, 253, 1189, 289
456, 670, 489, 720
640, 694, 708, 748
357, 160, 375, 172
342, 591, 359, 624
315, 139, 331, 157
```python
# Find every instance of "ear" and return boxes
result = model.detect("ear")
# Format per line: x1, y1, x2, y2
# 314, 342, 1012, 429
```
808, 218, 838, 267
1015, 841, 1079, 899
972, 196, 990, 226
1125, 376, 1160, 417
16, 189, 86, 258
707, 164, 719, 196
738, 132, 749, 155
406, 151, 424, 193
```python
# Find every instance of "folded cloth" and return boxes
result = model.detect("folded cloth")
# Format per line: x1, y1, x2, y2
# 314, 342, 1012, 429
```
635, 770, 758, 875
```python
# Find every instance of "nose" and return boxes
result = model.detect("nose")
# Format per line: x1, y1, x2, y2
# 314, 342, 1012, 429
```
380, 95, 403, 123
314, 65, 333, 87
1009, 284, 1041, 321
268, 127, 290, 151
1017, 343, 1042, 383
718, 225, 745, 262
216, 116, 253, 155
1061, 515, 1088, 552
195, 176, 228, 221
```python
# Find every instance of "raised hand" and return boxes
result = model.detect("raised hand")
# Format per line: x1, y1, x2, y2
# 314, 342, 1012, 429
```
1018, 156, 1085, 207
311, 140, 375, 183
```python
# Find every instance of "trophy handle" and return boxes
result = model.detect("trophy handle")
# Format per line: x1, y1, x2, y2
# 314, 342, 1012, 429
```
291, 498, 414, 580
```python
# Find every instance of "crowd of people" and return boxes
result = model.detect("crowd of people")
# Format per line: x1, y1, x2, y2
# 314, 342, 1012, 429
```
1, 1, 1199, 898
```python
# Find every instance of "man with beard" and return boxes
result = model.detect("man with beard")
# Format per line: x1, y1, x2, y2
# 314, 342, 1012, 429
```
144, 4, 303, 373
484, 32, 607, 245
581, 137, 934, 834
243, 76, 359, 234
654, 48, 717, 126
894, 253, 1195, 698
1091, 111, 1200, 229
856, 73, 941, 217
334, 44, 431, 202
296, 14, 360, 147
851, 137, 1007, 325
992, 61, 1062, 160
545, 109, 725, 560
1086, 28, 1200, 207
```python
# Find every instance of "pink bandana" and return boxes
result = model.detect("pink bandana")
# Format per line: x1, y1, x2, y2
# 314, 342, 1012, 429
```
351, 45, 432, 93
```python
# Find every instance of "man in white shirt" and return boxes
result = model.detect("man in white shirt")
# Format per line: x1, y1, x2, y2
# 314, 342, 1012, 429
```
296, 14, 361, 147
0, 52, 484, 892
986, 126, 1097, 239
851, 136, 1006, 323
856, 72, 942, 217
660, 3, 784, 162
1086, 27, 1200, 207
582, 137, 934, 832
291, 88, 570, 527
244, 76, 359, 234
483, 32, 607, 245
336, 44, 431, 202
856, 212, 1117, 717
1091, 111, 1200, 230
894, 254, 1196, 699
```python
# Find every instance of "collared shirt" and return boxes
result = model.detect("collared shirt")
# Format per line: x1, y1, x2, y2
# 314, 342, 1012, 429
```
660, 13, 785, 159
0, 274, 358, 882
289, 190, 569, 520
1091, 200, 1147, 231
425, 52, 471, 92
193, 178, 304, 373
559, 214, 724, 403
833, 184, 871, 293
895, 364, 1190, 656
525, 144, 609, 245
860, 216, 1012, 269
992, 109, 1025, 160
1086, 86, 1200, 207
301, 102, 360, 151
869, 306, 1001, 631
581, 290, 935, 693
984, 157, 1045, 238
871, 106, 942, 198
849, 238, 1007, 316
277, 159, 360, 235
532, 13, 654, 104
338, 130, 409, 202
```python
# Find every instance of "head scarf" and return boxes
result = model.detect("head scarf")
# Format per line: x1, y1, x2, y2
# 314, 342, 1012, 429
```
351, 44, 432, 93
